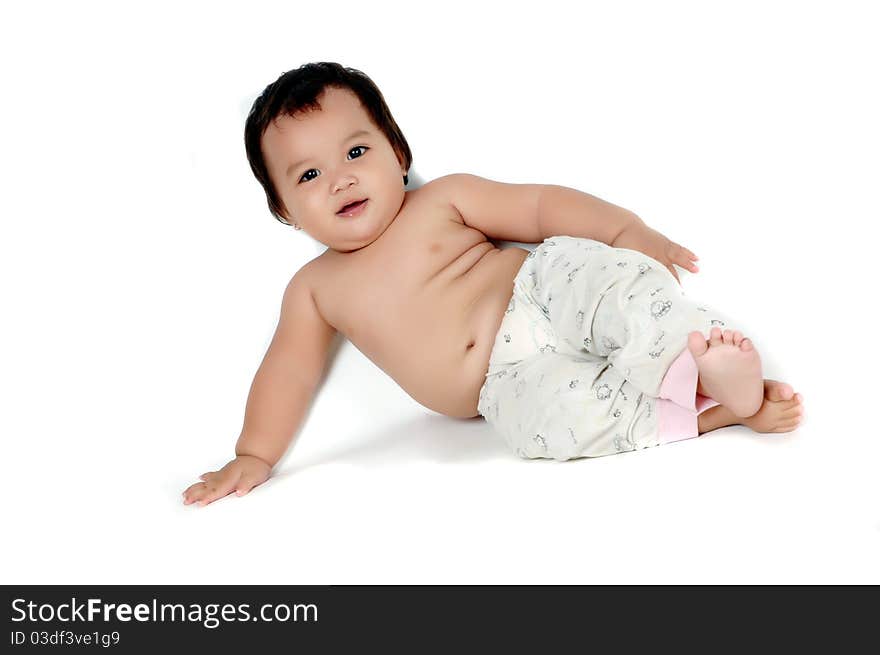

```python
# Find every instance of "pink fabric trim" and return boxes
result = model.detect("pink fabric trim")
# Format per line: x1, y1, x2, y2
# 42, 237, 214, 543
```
656, 348, 721, 444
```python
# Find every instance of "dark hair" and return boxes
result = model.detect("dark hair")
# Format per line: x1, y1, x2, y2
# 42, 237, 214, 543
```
244, 62, 413, 226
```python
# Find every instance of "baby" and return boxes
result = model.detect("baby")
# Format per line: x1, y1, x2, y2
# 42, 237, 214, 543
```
183, 62, 804, 507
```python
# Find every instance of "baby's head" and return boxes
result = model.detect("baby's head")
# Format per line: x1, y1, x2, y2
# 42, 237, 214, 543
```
244, 62, 413, 252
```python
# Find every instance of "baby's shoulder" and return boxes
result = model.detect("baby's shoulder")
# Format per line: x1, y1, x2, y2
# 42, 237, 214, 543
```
299, 250, 337, 281
411, 174, 470, 223
422, 172, 468, 199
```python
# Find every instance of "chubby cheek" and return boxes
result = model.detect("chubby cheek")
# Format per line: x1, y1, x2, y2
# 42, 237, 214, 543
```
292, 191, 325, 219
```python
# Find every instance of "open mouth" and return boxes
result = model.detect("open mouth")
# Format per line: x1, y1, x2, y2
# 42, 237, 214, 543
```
337, 199, 368, 216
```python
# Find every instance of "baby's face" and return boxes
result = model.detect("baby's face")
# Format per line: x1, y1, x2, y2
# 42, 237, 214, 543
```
261, 86, 408, 252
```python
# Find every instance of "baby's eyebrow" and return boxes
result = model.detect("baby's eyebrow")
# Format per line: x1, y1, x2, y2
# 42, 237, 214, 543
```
285, 129, 372, 178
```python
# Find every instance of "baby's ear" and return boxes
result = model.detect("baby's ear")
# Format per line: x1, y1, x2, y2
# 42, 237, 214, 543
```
279, 209, 296, 226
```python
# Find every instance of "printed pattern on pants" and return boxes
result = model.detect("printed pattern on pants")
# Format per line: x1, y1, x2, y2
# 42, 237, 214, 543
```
477, 236, 730, 461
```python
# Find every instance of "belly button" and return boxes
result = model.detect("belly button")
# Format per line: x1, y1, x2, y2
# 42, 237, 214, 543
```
466, 341, 476, 350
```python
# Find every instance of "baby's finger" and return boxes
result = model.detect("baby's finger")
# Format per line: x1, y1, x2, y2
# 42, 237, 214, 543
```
677, 251, 698, 271
182, 482, 205, 504
197, 471, 243, 506
234, 473, 256, 496
235, 475, 266, 497
196, 486, 233, 506
183, 482, 215, 505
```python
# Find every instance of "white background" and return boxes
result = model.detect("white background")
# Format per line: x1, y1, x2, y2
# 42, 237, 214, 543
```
2, 0, 877, 584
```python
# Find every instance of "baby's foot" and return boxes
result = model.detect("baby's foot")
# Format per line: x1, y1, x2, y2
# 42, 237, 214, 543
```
688, 327, 763, 418
742, 380, 805, 433
763, 378, 794, 402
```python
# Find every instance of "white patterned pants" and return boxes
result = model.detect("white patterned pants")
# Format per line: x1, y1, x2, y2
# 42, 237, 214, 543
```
477, 236, 728, 461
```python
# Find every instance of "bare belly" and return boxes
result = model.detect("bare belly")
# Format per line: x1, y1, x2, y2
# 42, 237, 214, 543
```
405, 244, 531, 418
314, 241, 530, 419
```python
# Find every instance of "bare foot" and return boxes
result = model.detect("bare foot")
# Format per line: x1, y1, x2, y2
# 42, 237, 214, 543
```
742, 379, 805, 433
688, 327, 763, 418
698, 379, 804, 434
763, 378, 794, 402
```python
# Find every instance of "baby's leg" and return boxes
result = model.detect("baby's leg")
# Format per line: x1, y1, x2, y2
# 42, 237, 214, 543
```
478, 349, 665, 460
527, 236, 763, 417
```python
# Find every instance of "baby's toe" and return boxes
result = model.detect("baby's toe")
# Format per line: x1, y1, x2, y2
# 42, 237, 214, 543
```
687, 331, 709, 357
763, 379, 793, 401
782, 405, 802, 418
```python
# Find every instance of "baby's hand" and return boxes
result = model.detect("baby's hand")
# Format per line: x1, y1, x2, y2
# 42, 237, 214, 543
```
611, 221, 699, 283
182, 455, 272, 507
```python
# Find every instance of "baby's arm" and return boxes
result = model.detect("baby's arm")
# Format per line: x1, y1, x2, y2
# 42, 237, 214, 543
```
525, 181, 698, 281
183, 267, 337, 507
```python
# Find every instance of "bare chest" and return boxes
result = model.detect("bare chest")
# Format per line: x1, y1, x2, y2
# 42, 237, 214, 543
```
309, 192, 529, 417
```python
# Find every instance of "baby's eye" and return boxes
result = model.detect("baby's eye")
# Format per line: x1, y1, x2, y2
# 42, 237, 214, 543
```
298, 146, 369, 184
